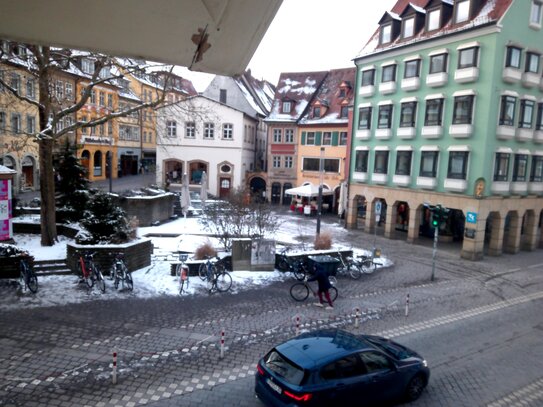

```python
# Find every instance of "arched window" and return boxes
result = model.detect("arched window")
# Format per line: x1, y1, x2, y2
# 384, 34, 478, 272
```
93, 150, 103, 176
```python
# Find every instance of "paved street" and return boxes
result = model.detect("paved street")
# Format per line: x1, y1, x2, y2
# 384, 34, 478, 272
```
5, 173, 543, 406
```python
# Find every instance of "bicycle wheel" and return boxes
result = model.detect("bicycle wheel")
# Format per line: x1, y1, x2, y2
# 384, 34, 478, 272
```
78, 261, 94, 288
349, 264, 362, 279
124, 271, 134, 291
215, 271, 232, 292
95, 269, 106, 293
112, 265, 119, 289
361, 260, 376, 274
329, 276, 337, 287
198, 263, 208, 281
290, 283, 309, 302
328, 286, 338, 302
26, 270, 38, 294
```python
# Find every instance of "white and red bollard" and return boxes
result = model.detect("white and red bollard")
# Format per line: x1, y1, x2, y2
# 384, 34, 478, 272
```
220, 328, 225, 359
405, 293, 410, 317
354, 307, 360, 328
112, 347, 118, 384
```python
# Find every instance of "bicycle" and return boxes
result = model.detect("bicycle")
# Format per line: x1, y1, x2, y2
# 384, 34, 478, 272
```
289, 278, 338, 303
75, 251, 106, 293
198, 255, 218, 281
277, 248, 309, 281
209, 266, 232, 293
176, 254, 190, 295
19, 258, 38, 293
352, 253, 378, 274
334, 252, 362, 279
110, 252, 133, 291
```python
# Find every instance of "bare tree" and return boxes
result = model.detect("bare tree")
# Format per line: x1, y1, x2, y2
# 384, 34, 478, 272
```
198, 188, 281, 251
0, 42, 175, 246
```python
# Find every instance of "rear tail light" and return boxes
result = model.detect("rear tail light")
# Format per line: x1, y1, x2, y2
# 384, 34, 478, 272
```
256, 363, 265, 376
284, 390, 312, 402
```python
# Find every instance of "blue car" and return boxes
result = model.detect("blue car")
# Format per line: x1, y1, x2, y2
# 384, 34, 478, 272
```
255, 329, 429, 406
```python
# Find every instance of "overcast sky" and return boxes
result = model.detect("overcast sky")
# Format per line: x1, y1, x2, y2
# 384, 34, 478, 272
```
180, 0, 397, 91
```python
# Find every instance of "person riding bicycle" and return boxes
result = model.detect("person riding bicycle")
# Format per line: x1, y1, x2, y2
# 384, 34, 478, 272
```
307, 263, 334, 309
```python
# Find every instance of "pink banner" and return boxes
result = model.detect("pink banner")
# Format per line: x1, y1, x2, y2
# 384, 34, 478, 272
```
0, 180, 9, 200
0, 219, 11, 241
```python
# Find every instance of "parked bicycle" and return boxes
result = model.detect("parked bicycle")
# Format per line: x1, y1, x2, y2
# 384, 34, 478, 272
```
198, 255, 218, 281
289, 277, 338, 303
176, 254, 190, 295
75, 251, 106, 293
109, 252, 133, 291
208, 266, 232, 294
334, 252, 362, 279
277, 247, 309, 281
352, 253, 378, 274
19, 258, 38, 293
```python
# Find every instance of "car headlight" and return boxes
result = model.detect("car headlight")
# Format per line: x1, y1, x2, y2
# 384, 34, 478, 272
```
422, 359, 428, 367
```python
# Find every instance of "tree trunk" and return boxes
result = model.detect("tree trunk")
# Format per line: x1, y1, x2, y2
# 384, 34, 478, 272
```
39, 138, 57, 246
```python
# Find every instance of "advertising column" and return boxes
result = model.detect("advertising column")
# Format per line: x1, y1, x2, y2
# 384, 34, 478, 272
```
0, 167, 15, 242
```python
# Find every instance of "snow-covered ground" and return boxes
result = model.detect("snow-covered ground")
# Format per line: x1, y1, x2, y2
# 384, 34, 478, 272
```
1, 213, 392, 311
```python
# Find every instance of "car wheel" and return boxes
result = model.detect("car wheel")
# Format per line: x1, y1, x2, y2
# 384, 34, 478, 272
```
405, 374, 426, 401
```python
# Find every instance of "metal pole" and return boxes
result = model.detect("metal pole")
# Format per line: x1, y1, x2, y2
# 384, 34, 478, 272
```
316, 147, 324, 235
431, 225, 438, 281
108, 152, 113, 193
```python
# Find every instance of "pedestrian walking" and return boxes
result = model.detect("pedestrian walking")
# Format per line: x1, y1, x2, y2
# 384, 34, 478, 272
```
307, 263, 334, 309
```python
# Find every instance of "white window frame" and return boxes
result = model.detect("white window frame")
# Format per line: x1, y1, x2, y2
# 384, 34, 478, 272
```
455, 0, 470, 24
204, 122, 214, 139
185, 122, 195, 138
273, 128, 282, 143
285, 128, 294, 143
166, 120, 177, 137
403, 17, 415, 38
223, 123, 233, 139
427, 9, 441, 31
284, 156, 293, 168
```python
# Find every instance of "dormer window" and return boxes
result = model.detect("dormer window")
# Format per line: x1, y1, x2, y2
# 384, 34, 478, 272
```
403, 17, 415, 38
340, 105, 349, 118
313, 106, 321, 118
455, 0, 470, 24
81, 58, 95, 74
381, 24, 392, 44
427, 9, 441, 31
339, 88, 346, 98
282, 101, 292, 113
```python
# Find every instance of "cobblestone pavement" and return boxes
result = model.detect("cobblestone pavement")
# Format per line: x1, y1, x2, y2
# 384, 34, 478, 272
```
2, 205, 543, 406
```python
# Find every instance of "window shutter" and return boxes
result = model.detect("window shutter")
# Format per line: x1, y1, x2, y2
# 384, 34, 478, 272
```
316, 131, 322, 145
301, 131, 306, 145
332, 131, 339, 146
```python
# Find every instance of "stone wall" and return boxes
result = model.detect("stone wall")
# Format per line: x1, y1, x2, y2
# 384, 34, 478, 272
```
113, 194, 175, 226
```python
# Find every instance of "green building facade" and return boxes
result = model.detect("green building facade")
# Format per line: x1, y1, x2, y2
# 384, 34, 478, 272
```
347, 0, 543, 260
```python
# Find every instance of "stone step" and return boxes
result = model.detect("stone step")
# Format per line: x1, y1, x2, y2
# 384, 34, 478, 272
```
33, 259, 73, 276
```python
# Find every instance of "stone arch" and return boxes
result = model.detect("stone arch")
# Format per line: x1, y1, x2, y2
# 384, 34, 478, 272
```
485, 211, 504, 256
216, 161, 233, 198
281, 182, 293, 205
271, 182, 281, 204
163, 159, 184, 184
504, 211, 521, 254
521, 209, 538, 251
189, 160, 210, 185
20, 154, 37, 190
1, 154, 20, 192
248, 176, 266, 202
93, 150, 103, 177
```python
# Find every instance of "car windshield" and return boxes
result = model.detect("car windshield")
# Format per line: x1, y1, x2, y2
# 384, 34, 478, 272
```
264, 350, 305, 386
365, 337, 415, 360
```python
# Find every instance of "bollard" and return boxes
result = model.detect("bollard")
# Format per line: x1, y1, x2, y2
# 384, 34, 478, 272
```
354, 307, 360, 328
295, 315, 300, 336
112, 347, 117, 384
405, 293, 410, 317
220, 328, 225, 359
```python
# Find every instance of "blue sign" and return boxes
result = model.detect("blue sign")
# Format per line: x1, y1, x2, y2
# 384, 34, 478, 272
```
466, 212, 477, 224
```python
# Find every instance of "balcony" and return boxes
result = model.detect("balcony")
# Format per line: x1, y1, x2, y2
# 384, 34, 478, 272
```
491, 181, 510, 195
379, 81, 396, 95
375, 129, 392, 139
511, 182, 528, 194
444, 178, 467, 192
355, 129, 371, 140
371, 173, 388, 184
401, 77, 420, 92
521, 72, 540, 88
392, 174, 411, 187
426, 72, 448, 87
397, 127, 416, 139
502, 67, 522, 84
416, 176, 437, 189
449, 124, 473, 138
534, 130, 543, 143
496, 125, 516, 140
454, 67, 479, 84
516, 128, 534, 142
528, 182, 543, 194
359, 85, 375, 97
421, 125, 443, 139
352, 172, 368, 182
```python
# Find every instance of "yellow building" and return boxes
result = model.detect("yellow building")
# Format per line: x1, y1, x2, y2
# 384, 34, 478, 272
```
0, 58, 40, 192
295, 68, 355, 213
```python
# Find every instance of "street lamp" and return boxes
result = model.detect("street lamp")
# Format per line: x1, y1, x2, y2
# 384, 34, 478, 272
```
316, 147, 324, 235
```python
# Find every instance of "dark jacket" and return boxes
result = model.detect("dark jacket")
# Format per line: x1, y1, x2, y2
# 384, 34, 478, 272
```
307, 264, 331, 291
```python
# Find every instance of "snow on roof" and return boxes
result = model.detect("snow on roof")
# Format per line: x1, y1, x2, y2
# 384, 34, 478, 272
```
357, 0, 512, 59
0, 165, 16, 174
235, 77, 266, 116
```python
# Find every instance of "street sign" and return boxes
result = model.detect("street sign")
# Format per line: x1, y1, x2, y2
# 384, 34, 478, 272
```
466, 212, 477, 224
375, 201, 382, 221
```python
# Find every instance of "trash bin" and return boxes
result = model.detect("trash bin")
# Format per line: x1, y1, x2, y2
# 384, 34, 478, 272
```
307, 255, 340, 276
